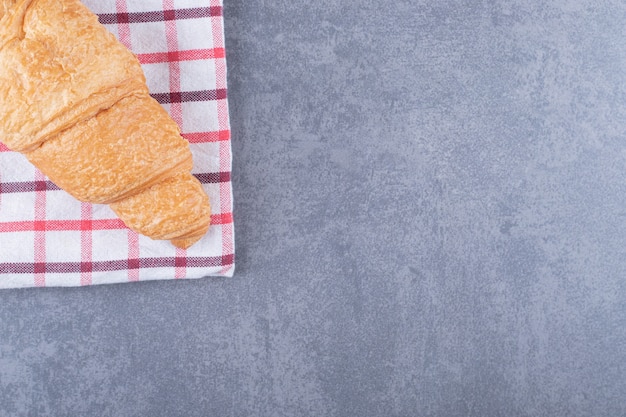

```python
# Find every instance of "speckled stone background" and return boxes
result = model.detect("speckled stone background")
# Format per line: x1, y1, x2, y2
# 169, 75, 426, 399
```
2, 0, 626, 415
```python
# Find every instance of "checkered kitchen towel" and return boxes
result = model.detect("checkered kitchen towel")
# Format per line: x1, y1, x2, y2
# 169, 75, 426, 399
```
0, 0, 234, 288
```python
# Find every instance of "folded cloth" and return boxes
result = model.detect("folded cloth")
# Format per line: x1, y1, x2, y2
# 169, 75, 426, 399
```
0, 0, 234, 288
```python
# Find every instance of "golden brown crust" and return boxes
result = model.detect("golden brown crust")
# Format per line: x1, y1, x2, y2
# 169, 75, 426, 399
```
110, 173, 211, 242
0, 0, 212, 248
0, 0, 17, 21
26, 94, 193, 204
0, 0, 28, 47
0, 0, 146, 152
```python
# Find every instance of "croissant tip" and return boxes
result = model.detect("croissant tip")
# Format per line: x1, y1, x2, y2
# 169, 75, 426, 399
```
170, 235, 203, 249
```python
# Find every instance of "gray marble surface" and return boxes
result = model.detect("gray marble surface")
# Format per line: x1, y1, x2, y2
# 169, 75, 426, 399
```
2, 0, 626, 415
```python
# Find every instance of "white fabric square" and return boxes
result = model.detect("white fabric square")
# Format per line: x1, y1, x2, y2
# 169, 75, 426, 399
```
90, 229, 131, 262
0, 193, 35, 222
45, 231, 81, 262
130, 21, 168, 54
141, 62, 171, 94
44, 192, 82, 221
124, 0, 163, 13
180, 59, 217, 92
181, 100, 220, 132
0, 231, 33, 262
0, 153, 35, 182
44, 273, 82, 287
176, 17, 214, 50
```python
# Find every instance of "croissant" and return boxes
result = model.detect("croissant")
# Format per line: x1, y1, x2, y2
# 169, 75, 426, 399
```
0, 0, 211, 249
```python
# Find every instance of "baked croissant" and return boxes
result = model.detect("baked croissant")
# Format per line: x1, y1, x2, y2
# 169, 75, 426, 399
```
0, 0, 211, 249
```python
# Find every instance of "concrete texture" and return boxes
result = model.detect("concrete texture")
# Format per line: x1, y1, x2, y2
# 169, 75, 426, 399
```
2, 0, 626, 415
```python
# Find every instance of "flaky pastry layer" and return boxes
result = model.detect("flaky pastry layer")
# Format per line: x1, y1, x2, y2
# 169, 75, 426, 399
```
110, 173, 211, 247
26, 94, 193, 204
0, 0, 146, 152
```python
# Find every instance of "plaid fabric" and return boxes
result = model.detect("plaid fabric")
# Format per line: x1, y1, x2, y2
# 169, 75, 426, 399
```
0, 0, 234, 288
